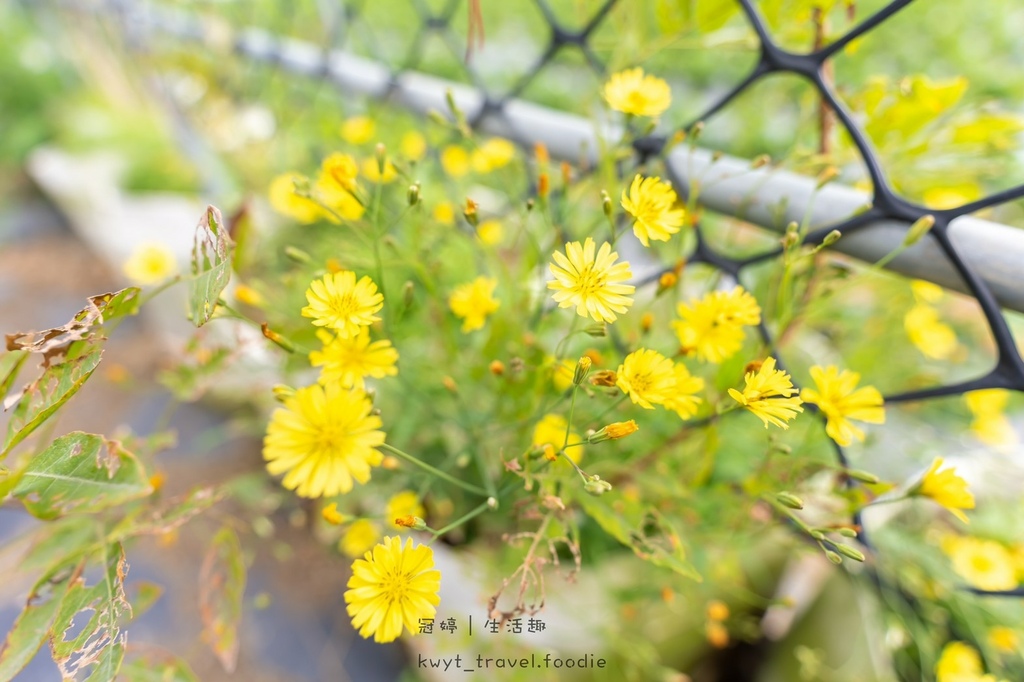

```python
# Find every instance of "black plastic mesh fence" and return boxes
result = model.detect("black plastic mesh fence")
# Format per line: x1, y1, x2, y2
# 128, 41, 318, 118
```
46, 0, 1024, 598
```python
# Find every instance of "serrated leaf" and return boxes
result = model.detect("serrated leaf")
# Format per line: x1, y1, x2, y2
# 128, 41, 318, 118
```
50, 543, 130, 682
199, 526, 245, 673
119, 654, 198, 682
1, 345, 103, 459
12, 432, 152, 520
189, 206, 232, 327
0, 561, 79, 682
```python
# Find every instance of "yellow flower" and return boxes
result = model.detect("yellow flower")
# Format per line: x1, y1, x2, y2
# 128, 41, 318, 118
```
911, 279, 945, 303
433, 201, 455, 225
400, 131, 427, 160
988, 626, 1019, 654
603, 67, 672, 117
550, 358, 575, 393
362, 157, 398, 183
320, 152, 359, 192
123, 243, 176, 285
234, 283, 263, 307
934, 641, 1008, 682
913, 457, 974, 523
548, 238, 635, 323
322, 502, 345, 525
385, 491, 426, 530
441, 145, 470, 177
706, 600, 729, 622
476, 219, 504, 246
532, 413, 581, 463
269, 172, 325, 224
942, 536, 1017, 591
616, 348, 677, 409
801, 366, 885, 446
340, 519, 380, 558
341, 115, 375, 144
663, 362, 705, 419
448, 276, 500, 332
471, 137, 517, 172
302, 271, 384, 338
673, 286, 761, 363
263, 383, 385, 497
589, 420, 639, 443
905, 304, 958, 360
620, 174, 686, 247
309, 328, 399, 389
728, 357, 804, 429
965, 389, 1017, 448
344, 536, 441, 643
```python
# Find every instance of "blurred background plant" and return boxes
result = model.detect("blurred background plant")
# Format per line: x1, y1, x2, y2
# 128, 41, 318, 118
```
2, 1, 1024, 681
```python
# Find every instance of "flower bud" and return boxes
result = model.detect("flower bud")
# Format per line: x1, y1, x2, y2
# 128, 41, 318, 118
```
822, 230, 842, 246
261, 323, 295, 353
903, 214, 935, 247
407, 182, 421, 206
601, 190, 612, 217
775, 492, 804, 510
284, 246, 312, 264
560, 161, 572, 186
590, 370, 617, 387
526, 198, 535, 211
402, 280, 415, 308
464, 198, 479, 226
486, 496, 498, 510
584, 323, 607, 337
272, 384, 295, 402
690, 121, 704, 141
534, 142, 549, 165
752, 154, 770, 169
395, 515, 427, 531
573, 356, 593, 386
321, 502, 344, 525
584, 474, 613, 495
825, 550, 843, 565
442, 376, 458, 392
834, 543, 865, 562
641, 312, 654, 333
589, 420, 639, 443
837, 527, 858, 538
658, 271, 678, 292
489, 359, 506, 376
845, 468, 880, 484
375, 143, 387, 175
538, 172, 550, 199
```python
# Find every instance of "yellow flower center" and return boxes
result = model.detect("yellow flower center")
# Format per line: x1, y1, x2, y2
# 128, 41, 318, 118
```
573, 265, 607, 296
330, 293, 360, 316
381, 569, 411, 603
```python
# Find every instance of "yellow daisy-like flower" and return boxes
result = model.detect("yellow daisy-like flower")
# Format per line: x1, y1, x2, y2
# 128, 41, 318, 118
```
341, 115, 376, 144
965, 389, 1017, 448
123, 243, 177, 285
800, 365, 885, 446
302, 271, 384, 338
448, 276, 500, 333
621, 174, 686, 247
471, 137, 517, 173
269, 172, 324, 224
905, 304, 958, 360
548, 238, 635, 323
988, 626, 1019, 654
934, 641, 1008, 682
362, 158, 398, 183
476, 219, 504, 246
549, 358, 576, 393
673, 286, 761, 363
322, 502, 345, 525
942, 536, 1018, 591
345, 536, 441, 643
441, 146, 471, 178
400, 131, 427, 161
912, 457, 975, 523
616, 348, 677, 409
315, 157, 365, 221
533, 413, 582, 457
320, 152, 359, 192
433, 201, 456, 225
663, 362, 705, 420
263, 383, 385, 497
603, 67, 672, 117
728, 357, 804, 429
309, 328, 399, 389
385, 491, 426, 530
340, 519, 381, 558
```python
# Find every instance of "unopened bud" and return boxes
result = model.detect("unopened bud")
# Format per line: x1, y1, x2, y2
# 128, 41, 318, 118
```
776, 492, 804, 510
375, 143, 387, 175
752, 154, 770, 169
837, 527, 859, 538
810, 530, 825, 541
573, 356, 593, 386
321, 503, 344, 525
538, 172, 550, 198
584, 323, 607, 337
584, 474, 613, 495
284, 246, 312, 263
534, 142, 549, 165
658, 271, 678, 292
402, 280, 415, 308
489, 359, 505, 376
261, 323, 295, 352
825, 550, 843, 565
272, 384, 295, 402
834, 543, 865, 562
463, 198, 479, 226
526, 198, 535, 211
903, 214, 935, 247
846, 468, 880, 484
486, 496, 498, 509
442, 376, 458, 392
590, 370, 617, 387
560, 161, 572, 186
588, 420, 639, 443
641, 312, 654, 333
395, 515, 427, 531
822, 230, 842, 246
407, 182, 421, 206
690, 121, 704, 141
428, 109, 449, 126
381, 456, 400, 470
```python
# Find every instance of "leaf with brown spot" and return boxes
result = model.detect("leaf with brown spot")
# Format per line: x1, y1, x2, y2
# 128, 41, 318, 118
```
199, 526, 245, 673
189, 206, 233, 327
12, 432, 152, 520
49, 543, 130, 681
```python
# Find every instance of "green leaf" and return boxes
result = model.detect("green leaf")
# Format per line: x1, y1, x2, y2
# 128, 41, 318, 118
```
127, 582, 163, 622
1, 345, 103, 459
199, 526, 245, 673
109, 486, 222, 541
189, 206, 233, 327
119, 654, 198, 682
0, 351, 28, 400
51, 543, 130, 681
12, 432, 152, 520
0, 561, 79, 682
21, 517, 100, 573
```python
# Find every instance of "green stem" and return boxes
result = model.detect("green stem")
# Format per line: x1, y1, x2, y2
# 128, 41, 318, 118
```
591, 394, 628, 424
380, 443, 489, 497
562, 386, 579, 449
430, 500, 491, 540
